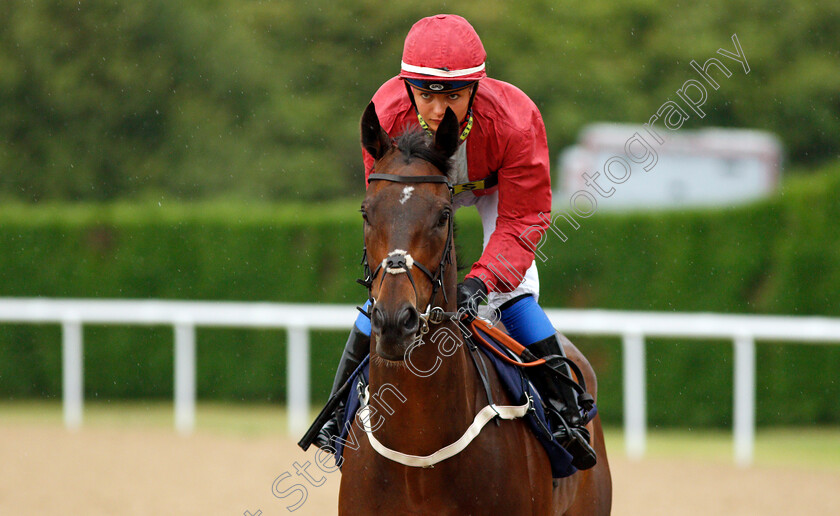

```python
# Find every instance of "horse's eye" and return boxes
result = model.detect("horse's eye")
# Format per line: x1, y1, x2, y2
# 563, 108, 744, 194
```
360, 209, 369, 224
437, 210, 450, 227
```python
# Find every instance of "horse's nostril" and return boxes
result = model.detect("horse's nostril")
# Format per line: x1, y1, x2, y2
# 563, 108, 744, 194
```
371, 306, 385, 332
401, 306, 419, 332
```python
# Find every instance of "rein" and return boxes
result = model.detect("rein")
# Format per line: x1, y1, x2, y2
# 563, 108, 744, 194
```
470, 317, 592, 399
469, 318, 546, 367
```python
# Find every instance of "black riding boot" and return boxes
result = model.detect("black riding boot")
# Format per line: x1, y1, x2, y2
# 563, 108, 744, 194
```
526, 333, 598, 470
313, 325, 370, 450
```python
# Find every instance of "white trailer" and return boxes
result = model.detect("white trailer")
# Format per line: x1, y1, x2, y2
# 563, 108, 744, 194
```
557, 124, 783, 211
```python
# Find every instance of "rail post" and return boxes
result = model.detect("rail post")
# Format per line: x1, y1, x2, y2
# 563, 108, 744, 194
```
734, 332, 756, 466
62, 317, 83, 429
623, 331, 646, 459
287, 325, 310, 435
174, 319, 197, 434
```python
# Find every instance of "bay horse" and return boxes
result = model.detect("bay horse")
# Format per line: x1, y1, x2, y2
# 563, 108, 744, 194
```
338, 102, 611, 515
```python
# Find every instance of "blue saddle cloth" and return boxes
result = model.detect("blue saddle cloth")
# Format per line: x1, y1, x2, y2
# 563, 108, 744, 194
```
332, 330, 582, 478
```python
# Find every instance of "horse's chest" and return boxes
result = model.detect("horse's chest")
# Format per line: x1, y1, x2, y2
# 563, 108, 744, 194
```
340, 423, 551, 515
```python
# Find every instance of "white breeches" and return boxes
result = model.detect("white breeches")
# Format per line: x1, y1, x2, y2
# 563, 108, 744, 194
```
455, 190, 540, 311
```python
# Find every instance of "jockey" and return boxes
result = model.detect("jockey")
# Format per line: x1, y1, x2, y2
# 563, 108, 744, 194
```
315, 14, 596, 470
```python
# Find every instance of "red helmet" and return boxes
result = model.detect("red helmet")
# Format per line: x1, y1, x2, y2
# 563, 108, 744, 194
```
400, 14, 486, 93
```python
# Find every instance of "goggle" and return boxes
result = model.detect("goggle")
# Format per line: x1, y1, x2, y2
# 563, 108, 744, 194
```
404, 78, 477, 93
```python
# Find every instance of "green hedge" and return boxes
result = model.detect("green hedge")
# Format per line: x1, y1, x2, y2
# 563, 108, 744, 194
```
2, 168, 840, 427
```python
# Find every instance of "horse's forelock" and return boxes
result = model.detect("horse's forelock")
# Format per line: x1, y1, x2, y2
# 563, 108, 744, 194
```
394, 128, 451, 178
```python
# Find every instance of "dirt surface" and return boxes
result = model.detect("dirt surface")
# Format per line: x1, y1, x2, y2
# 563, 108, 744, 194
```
2, 422, 840, 515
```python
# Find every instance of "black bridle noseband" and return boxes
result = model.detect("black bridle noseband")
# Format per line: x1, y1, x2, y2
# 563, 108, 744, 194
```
359, 173, 458, 334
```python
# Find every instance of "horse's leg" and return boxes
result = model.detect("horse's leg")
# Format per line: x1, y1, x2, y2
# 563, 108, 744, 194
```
557, 336, 613, 516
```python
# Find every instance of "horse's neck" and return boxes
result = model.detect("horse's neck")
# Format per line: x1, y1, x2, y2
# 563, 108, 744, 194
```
368, 322, 482, 451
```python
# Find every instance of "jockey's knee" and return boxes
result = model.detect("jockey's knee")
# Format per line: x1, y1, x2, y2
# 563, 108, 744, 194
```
498, 294, 555, 346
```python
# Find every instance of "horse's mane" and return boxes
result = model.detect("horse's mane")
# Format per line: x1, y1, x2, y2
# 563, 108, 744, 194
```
394, 127, 451, 177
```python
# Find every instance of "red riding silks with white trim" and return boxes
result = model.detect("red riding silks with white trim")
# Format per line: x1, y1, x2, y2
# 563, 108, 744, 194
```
362, 75, 552, 295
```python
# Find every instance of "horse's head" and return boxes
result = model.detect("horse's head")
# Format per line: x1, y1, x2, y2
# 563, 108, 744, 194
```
360, 102, 460, 361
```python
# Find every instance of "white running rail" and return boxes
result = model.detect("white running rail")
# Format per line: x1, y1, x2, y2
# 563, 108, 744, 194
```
2, 298, 839, 466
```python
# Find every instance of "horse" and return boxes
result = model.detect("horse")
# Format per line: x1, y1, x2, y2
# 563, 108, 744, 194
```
337, 102, 612, 515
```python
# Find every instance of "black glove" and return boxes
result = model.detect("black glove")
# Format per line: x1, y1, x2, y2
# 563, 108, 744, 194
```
456, 277, 488, 320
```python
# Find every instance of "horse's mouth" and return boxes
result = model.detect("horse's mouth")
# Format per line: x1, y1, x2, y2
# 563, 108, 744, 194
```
371, 352, 406, 367
373, 335, 412, 362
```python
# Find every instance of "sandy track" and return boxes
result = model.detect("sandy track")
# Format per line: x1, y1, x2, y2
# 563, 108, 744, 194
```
2, 423, 839, 515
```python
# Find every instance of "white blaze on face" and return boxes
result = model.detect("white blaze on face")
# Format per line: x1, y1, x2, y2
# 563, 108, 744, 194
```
399, 186, 415, 205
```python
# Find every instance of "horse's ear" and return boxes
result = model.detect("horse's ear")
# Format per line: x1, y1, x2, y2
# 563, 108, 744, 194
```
361, 102, 391, 160
434, 107, 460, 159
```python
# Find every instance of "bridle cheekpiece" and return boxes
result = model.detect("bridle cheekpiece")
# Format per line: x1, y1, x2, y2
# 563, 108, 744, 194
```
359, 173, 458, 334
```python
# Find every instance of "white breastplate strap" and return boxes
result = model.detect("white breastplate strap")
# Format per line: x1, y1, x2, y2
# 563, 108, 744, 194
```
357, 386, 531, 468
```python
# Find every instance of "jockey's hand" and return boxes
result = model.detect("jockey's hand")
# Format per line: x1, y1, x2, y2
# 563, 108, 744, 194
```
457, 277, 488, 321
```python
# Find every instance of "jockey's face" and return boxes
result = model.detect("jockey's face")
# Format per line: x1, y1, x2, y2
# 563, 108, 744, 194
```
409, 85, 473, 133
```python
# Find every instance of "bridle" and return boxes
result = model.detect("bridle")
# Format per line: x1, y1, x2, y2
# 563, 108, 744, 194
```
354, 174, 538, 468
358, 172, 459, 334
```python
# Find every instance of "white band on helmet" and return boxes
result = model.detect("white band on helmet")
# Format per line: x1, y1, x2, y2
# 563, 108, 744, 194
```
400, 61, 485, 78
